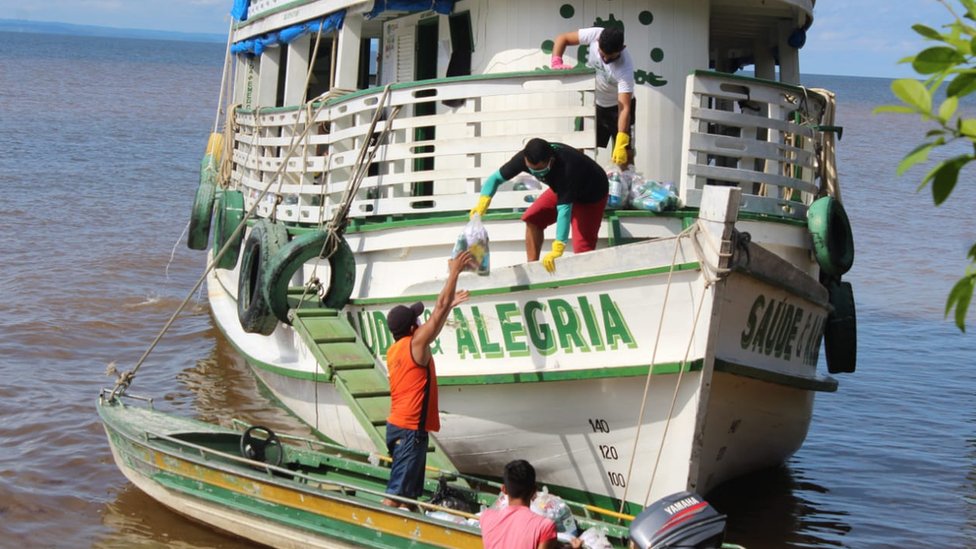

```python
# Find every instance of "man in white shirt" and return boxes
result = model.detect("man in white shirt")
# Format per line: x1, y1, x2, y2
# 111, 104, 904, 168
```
550, 26, 635, 168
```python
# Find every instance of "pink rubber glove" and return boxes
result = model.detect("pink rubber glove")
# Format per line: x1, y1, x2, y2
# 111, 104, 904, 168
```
551, 55, 572, 70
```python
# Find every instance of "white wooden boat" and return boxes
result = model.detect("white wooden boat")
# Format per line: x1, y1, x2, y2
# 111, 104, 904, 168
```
185, 0, 857, 514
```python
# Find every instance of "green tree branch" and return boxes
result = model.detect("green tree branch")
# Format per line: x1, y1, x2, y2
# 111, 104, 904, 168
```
875, 0, 976, 331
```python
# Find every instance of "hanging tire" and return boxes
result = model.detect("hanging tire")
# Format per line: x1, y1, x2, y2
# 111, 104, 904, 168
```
213, 190, 245, 270
264, 230, 357, 324
237, 219, 290, 335
187, 156, 219, 250
807, 196, 854, 278
824, 280, 857, 374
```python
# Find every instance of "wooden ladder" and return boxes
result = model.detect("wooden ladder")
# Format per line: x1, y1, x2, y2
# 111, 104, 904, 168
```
289, 307, 458, 474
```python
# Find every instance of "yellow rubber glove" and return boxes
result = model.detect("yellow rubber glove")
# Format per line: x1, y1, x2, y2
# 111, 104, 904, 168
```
611, 132, 630, 166
470, 195, 492, 218
542, 241, 566, 273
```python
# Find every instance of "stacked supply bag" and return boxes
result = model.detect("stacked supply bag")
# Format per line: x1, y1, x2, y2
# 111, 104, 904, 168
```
606, 167, 681, 213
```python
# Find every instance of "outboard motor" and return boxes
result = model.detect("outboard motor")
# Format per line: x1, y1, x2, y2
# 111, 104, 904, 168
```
629, 491, 727, 549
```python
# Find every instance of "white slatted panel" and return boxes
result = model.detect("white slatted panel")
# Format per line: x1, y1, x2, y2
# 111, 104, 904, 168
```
231, 71, 597, 224
678, 72, 830, 220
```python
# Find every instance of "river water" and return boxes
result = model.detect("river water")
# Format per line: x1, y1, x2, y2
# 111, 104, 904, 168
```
1, 30, 974, 548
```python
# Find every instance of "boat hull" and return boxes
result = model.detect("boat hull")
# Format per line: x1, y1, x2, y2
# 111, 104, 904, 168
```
206, 190, 834, 507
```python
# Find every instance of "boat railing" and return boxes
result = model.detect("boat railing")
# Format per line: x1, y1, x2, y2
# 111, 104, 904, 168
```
679, 70, 832, 220
230, 70, 596, 225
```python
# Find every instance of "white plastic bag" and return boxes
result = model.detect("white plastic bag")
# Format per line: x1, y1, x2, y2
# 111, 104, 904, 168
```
531, 487, 579, 536
452, 214, 490, 275
578, 526, 613, 549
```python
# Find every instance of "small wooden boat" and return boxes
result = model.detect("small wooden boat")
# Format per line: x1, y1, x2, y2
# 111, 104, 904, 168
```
98, 389, 644, 548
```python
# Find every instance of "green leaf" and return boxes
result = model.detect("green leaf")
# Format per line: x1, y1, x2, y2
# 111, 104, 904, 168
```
945, 274, 975, 332
897, 143, 935, 176
891, 79, 932, 113
930, 156, 970, 205
938, 96, 959, 122
960, 118, 976, 138
872, 105, 917, 114
925, 129, 947, 137
913, 24, 944, 40
947, 71, 976, 97
912, 46, 967, 74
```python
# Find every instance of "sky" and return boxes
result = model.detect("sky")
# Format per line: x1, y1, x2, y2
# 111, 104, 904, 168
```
0, 0, 963, 78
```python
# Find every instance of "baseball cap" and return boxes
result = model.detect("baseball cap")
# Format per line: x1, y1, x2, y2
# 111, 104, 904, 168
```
387, 301, 425, 339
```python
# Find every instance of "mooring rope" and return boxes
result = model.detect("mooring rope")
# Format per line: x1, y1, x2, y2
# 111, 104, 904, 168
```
618, 218, 736, 511
110, 20, 353, 398
617, 223, 697, 510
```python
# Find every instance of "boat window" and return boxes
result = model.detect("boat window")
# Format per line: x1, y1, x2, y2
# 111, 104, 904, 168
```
443, 11, 472, 107
307, 38, 335, 99
275, 45, 288, 107
358, 37, 380, 89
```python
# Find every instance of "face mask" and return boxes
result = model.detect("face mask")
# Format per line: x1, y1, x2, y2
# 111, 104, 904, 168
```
528, 158, 552, 178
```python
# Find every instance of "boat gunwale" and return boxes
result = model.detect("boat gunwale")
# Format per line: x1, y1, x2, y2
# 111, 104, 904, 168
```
98, 395, 636, 540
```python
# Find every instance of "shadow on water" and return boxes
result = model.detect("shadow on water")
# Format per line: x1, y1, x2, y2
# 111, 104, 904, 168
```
177, 325, 313, 437
707, 465, 851, 549
96, 482, 263, 549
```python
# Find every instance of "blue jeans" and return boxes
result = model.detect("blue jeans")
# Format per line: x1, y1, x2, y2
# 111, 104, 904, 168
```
385, 423, 429, 499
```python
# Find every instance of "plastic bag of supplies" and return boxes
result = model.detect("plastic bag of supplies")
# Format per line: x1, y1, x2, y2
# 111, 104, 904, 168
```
629, 180, 680, 213
452, 214, 490, 275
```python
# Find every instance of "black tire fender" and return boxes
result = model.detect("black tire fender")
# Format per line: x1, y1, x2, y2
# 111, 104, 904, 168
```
213, 190, 245, 270
237, 219, 289, 335
264, 230, 357, 324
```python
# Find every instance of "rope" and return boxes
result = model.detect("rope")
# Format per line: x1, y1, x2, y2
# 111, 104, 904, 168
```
212, 18, 235, 137
617, 223, 697, 510
110, 21, 350, 398
617, 218, 738, 511
293, 86, 402, 315
641, 277, 709, 507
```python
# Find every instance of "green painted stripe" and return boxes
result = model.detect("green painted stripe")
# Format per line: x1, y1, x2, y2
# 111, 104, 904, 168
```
439, 360, 702, 386
349, 262, 701, 306
714, 358, 838, 392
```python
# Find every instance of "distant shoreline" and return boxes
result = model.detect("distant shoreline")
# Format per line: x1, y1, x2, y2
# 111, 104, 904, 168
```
0, 18, 224, 44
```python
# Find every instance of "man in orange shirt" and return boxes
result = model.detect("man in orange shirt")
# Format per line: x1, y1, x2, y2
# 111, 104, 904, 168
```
381, 250, 475, 509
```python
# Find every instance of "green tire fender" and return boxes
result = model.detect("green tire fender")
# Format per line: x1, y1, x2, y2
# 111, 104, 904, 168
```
807, 196, 854, 277
187, 157, 219, 250
237, 219, 290, 335
264, 230, 357, 324
212, 190, 245, 270
823, 280, 857, 374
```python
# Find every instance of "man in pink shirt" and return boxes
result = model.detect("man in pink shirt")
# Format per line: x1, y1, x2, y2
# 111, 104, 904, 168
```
480, 460, 581, 549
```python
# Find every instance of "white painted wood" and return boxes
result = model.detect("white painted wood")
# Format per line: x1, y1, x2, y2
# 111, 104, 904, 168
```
334, 14, 361, 90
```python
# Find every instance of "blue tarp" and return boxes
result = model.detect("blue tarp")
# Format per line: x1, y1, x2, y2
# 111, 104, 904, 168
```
231, 0, 250, 21
365, 0, 455, 19
231, 11, 346, 56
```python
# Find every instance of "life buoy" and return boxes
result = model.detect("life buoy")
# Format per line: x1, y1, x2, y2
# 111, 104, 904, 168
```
823, 280, 857, 374
807, 196, 854, 277
213, 190, 245, 270
263, 230, 356, 324
187, 154, 220, 250
237, 219, 290, 335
